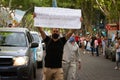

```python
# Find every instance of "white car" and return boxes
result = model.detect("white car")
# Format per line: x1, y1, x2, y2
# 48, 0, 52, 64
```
30, 31, 44, 68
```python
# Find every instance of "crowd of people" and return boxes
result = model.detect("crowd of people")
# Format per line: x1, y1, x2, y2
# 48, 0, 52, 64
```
73, 33, 104, 56
73, 32, 120, 70
34, 11, 120, 80
38, 25, 120, 80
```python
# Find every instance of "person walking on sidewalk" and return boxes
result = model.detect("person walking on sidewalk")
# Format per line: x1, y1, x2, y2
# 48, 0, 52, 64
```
62, 36, 81, 80
114, 37, 120, 70
38, 27, 75, 80
90, 36, 96, 56
101, 36, 106, 56
94, 37, 99, 56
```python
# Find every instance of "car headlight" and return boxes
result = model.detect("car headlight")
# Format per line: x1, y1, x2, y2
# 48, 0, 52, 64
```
13, 56, 29, 66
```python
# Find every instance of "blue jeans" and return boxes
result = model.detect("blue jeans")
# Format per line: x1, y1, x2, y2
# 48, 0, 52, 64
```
116, 52, 120, 62
91, 46, 94, 55
116, 52, 120, 67
95, 46, 99, 56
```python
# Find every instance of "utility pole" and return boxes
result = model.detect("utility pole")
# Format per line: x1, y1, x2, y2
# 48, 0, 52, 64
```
9, 0, 12, 9
52, 0, 57, 7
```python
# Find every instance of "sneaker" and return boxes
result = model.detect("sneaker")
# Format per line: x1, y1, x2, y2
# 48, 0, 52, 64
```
114, 66, 119, 70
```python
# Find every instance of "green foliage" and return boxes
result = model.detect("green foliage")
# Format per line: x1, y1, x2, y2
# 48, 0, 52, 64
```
0, 0, 120, 31
57, 0, 82, 9
95, 0, 120, 23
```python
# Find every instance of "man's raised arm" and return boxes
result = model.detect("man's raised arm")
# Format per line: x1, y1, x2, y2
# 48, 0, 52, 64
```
65, 29, 76, 40
37, 27, 46, 40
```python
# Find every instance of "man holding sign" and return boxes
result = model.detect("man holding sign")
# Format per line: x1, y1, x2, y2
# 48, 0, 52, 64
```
34, 7, 82, 80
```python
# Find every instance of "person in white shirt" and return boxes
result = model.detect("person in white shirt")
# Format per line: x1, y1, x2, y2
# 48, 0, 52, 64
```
114, 37, 120, 70
94, 37, 99, 56
62, 36, 81, 80
101, 36, 106, 56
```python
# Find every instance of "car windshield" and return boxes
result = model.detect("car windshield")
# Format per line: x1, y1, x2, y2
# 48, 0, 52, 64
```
32, 34, 40, 43
0, 32, 27, 47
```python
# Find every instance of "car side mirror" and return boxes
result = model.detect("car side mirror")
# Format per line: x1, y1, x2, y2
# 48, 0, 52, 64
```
42, 42, 45, 50
31, 42, 39, 48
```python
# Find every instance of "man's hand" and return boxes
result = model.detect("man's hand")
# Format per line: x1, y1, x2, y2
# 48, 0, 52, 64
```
33, 13, 36, 18
80, 17, 83, 22
37, 27, 46, 40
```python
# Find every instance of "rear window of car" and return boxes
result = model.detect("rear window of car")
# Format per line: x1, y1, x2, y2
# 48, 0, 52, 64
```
31, 34, 40, 43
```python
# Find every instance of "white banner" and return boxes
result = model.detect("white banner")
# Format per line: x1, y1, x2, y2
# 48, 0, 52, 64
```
34, 7, 81, 29
14, 9, 26, 23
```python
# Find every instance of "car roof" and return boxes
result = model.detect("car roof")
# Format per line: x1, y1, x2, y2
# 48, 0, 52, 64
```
30, 31, 42, 39
30, 31, 40, 35
0, 27, 29, 33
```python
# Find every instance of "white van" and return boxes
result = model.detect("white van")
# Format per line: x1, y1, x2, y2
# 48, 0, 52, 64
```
30, 31, 44, 68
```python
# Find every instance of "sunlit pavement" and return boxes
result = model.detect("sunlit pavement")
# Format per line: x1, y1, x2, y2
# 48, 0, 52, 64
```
36, 50, 120, 80
79, 51, 120, 80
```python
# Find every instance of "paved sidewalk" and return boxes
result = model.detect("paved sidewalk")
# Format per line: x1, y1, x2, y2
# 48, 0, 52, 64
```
78, 52, 120, 80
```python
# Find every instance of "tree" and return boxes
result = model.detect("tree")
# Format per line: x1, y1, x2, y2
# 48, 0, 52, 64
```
0, 0, 120, 32
95, 0, 120, 23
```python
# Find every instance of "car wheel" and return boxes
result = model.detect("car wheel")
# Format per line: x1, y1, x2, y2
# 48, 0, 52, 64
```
33, 66, 36, 79
29, 68, 34, 80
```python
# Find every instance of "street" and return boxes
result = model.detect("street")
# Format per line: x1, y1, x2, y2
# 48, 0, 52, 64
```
79, 52, 120, 80
36, 52, 120, 80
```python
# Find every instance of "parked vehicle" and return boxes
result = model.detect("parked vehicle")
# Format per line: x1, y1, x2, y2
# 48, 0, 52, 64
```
30, 31, 44, 68
105, 40, 116, 61
0, 28, 38, 80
